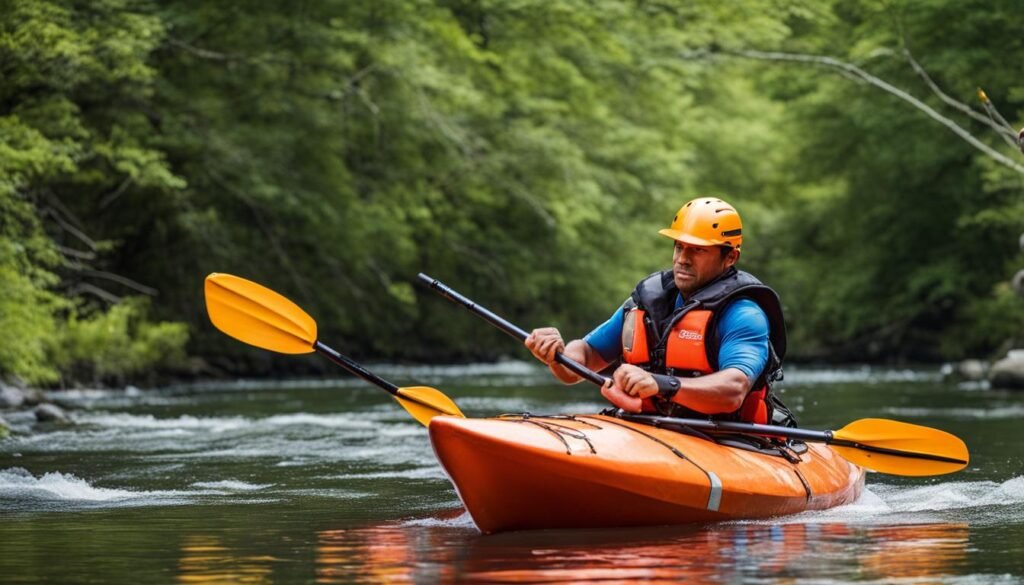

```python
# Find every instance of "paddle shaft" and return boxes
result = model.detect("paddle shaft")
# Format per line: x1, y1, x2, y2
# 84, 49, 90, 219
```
313, 340, 400, 396
417, 273, 608, 386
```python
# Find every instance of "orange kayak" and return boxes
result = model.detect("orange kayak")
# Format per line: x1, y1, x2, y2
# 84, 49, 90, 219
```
429, 414, 865, 533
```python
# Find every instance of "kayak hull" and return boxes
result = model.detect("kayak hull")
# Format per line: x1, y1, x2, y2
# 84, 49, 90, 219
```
429, 414, 865, 534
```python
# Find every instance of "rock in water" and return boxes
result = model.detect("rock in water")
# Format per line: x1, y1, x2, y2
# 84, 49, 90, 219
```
34, 403, 69, 424
942, 360, 989, 382
989, 350, 1024, 390
0, 386, 26, 409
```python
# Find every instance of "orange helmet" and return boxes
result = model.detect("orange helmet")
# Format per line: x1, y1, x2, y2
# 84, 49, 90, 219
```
658, 197, 743, 251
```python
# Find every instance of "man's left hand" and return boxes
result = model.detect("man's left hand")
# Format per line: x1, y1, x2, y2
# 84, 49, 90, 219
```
613, 364, 659, 399
600, 364, 658, 413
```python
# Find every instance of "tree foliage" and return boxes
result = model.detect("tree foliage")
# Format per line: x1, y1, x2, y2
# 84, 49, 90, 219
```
746, 0, 1024, 360
1, 0, 1021, 385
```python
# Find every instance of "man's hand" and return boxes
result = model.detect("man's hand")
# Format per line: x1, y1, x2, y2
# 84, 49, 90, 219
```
601, 364, 659, 413
524, 327, 565, 365
601, 379, 643, 412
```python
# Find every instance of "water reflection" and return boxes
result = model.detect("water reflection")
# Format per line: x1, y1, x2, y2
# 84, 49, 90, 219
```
314, 515, 969, 583
859, 524, 969, 580
178, 535, 280, 584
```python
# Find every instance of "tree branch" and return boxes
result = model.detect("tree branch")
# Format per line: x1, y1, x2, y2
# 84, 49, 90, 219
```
61, 260, 159, 296
79, 268, 158, 296
713, 49, 1024, 176
901, 48, 1017, 146
67, 283, 122, 304
43, 207, 99, 250
56, 245, 96, 261
99, 177, 135, 210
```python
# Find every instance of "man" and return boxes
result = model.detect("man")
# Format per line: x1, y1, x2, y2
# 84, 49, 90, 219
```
525, 197, 791, 425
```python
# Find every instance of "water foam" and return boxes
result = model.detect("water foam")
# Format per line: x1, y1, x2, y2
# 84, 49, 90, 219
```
0, 467, 138, 502
190, 480, 273, 491
766, 476, 1024, 525
339, 466, 448, 481
0, 468, 296, 510
74, 411, 379, 432
400, 509, 477, 529
874, 476, 1024, 512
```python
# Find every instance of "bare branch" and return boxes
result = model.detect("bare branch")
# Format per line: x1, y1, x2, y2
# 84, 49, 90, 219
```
68, 283, 122, 304
56, 245, 96, 261
167, 38, 240, 62
61, 260, 159, 296
43, 191, 87, 231
719, 49, 1024, 176
99, 177, 134, 210
901, 48, 1018, 148
977, 88, 1017, 133
79, 269, 158, 296
166, 38, 290, 66
43, 207, 99, 250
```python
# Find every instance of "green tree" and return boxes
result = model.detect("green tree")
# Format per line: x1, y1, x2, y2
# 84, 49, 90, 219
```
0, 0, 187, 384
743, 0, 1024, 360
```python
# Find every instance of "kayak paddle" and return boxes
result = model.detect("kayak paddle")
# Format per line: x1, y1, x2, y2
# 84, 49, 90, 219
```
617, 414, 968, 476
204, 273, 463, 426
415, 273, 611, 387
416, 272, 970, 476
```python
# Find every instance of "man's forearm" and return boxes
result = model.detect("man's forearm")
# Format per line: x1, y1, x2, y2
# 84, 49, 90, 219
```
549, 340, 608, 384
668, 368, 751, 414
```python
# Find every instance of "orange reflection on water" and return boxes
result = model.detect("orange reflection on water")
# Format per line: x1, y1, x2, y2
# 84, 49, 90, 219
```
860, 523, 969, 581
177, 535, 280, 584
315, 515, 971, 584
317, 526, 456, 583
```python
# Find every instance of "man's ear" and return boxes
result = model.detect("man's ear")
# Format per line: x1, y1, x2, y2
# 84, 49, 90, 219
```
724, 248, 740, 267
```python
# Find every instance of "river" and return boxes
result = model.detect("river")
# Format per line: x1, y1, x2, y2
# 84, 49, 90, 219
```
1, 363, 1022, 583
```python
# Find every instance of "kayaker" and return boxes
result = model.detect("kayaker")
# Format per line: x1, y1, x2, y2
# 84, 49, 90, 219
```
525, 197, 793, 425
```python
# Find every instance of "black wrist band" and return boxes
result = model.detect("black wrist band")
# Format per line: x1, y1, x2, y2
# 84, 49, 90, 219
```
651, 374, 681, 399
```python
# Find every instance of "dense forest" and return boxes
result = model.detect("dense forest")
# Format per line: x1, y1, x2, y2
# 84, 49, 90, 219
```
2, 0, 1023, 386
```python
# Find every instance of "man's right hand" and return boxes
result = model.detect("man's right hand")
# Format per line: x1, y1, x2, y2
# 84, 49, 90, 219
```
524, 327, 565, 365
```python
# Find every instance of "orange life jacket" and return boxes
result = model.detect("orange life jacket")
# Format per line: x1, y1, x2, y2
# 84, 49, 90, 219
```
620, 268, 788, 425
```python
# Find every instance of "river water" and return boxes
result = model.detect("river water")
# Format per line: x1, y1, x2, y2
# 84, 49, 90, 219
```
1, 363, 1022, 583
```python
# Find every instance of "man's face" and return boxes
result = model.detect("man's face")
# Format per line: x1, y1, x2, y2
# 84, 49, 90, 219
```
672, 242, 738, 295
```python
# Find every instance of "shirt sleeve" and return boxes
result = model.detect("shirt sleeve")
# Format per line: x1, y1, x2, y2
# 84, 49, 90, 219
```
582, 304, 626, 363
715, 299, 770, 382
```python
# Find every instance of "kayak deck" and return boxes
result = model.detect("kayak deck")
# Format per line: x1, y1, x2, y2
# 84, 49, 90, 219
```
429, 414, 865, 533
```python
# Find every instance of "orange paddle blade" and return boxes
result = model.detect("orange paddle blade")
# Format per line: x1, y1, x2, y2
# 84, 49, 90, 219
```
832, 418, 969, 476
395, 386, 465, 426
205, 273, 317, 354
